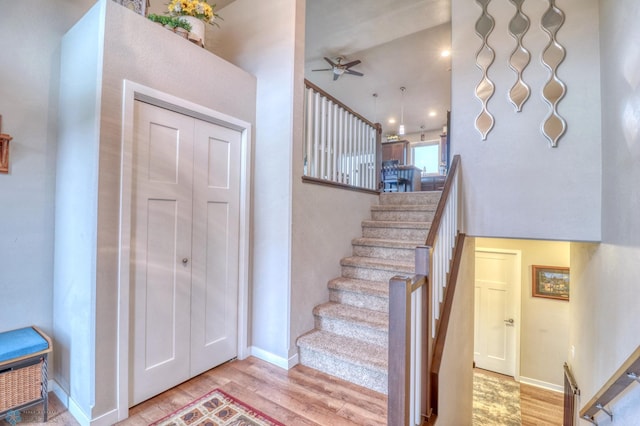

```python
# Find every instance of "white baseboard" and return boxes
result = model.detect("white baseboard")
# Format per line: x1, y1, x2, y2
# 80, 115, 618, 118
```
67, 396, 91, 426
51, 380, 119, 426
250, 346, 299, 370
50, 379, 69, 409
518, 376, 563, 393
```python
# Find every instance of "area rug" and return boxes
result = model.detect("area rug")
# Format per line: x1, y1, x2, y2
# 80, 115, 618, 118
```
472, 369, 521, 426
149, 388, 284, 426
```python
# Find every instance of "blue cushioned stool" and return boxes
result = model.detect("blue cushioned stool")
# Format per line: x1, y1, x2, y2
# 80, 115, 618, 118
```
0, 327, 52, 423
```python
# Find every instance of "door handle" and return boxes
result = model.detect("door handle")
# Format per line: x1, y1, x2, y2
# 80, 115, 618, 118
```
504, 318, 514, 324
182, 258, 189, 265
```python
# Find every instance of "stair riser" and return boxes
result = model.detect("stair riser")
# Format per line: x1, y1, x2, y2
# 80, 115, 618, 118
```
362, 226, 428, 240
379, 192, 441, 206
352, 244, 415, 261
342, 265, 413, 282
329, 290, 389, 313
298, 347, 388, 394
371, 210, 435, 222
314, 316, 388, 347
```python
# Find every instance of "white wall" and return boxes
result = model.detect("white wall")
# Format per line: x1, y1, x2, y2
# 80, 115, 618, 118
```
0, 0, 94, 336
476, 237, 570, 390
451, 0, 602, 242
568, 0, 640, 422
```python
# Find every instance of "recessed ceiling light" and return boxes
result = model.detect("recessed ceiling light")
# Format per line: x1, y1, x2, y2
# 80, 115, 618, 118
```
388, 118, 396, 124
429, 111, 437, 117
441, 49, 451, 58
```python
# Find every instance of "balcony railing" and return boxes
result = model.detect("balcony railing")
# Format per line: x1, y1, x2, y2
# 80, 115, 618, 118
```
303, 79, 381, 191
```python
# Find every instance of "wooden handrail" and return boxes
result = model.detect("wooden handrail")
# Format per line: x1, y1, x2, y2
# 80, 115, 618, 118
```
425, 155, 460, 247
304, 79, 378, 129
429, 233, 466, 416
579, 345, 640, 423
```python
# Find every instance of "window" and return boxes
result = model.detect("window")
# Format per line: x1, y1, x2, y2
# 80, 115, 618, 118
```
412, 143, 440, 174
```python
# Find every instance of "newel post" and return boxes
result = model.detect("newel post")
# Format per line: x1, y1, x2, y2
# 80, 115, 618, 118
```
388, 274, 412, 426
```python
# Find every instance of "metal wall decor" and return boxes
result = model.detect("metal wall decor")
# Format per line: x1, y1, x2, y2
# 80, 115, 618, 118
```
474, 0, 496, 140
508, 0, 531, 112
540, 0, 567, 147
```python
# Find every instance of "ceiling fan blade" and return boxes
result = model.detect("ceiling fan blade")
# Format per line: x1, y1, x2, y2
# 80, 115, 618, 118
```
345, 70, 364, 77
323, 57, 337, 67
312, 68, 333, 71
342, 59, 361, 68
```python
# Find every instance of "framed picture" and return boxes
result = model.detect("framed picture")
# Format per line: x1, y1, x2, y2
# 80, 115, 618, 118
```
532, 265, 570, 301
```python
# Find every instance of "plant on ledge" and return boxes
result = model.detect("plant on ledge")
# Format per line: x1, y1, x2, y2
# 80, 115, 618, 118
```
147, 13, 192, 31
167, 0, 222, 27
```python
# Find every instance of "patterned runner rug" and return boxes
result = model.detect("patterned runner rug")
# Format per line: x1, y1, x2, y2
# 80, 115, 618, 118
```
149, 388, 284, 426
472, 369, 521, 425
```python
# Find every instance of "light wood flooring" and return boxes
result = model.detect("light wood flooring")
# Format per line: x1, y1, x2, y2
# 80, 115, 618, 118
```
2, 358, 564, 425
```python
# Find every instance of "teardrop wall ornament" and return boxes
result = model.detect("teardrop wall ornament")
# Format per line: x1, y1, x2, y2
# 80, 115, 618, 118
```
474, 0, 495, 140
540, 0, 567, 147
508, 0, 531, 112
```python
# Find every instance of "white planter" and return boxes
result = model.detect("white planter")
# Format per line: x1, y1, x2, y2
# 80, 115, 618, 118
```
180, 16, 205, 47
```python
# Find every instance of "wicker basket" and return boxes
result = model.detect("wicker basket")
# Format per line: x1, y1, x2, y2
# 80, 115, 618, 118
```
0, 359, 42, 413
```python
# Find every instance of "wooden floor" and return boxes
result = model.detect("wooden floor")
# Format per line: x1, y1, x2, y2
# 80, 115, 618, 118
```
1, 358, 564, 425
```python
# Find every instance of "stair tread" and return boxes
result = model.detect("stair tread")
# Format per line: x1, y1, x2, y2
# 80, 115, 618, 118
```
352, 237, 424, 249
362, 220, 431, 229
341, 256, 414, 273
371, 204, 437, 212
313, 302, 388, 330
328, 277, 389, 297
297, 330, 387, 371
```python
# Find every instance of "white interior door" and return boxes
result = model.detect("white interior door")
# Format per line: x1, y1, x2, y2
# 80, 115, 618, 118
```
474, 250, 518, 376
131, 101, 240, 405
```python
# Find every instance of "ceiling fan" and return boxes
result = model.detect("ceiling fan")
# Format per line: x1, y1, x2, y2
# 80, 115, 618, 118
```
312, 57, 364, 81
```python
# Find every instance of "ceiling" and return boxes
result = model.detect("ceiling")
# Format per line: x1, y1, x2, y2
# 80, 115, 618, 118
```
304, 0, 452, 137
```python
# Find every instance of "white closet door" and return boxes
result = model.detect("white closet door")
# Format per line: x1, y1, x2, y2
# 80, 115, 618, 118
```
131, 101, 194, 405
190, 121, 241, 376
130, 100, 241, 405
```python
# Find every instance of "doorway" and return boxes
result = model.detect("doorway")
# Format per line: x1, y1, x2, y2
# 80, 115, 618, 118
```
474, 248, 521, 378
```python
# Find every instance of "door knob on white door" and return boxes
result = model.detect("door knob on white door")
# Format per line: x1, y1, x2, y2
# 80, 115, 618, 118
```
504, 318, 514, 324
182, 258, 189, 265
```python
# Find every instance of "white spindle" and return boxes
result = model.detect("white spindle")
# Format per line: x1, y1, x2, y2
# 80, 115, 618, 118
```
337, 108, 344, 183
303, 84, 377, 189
305, 87, 313, 176
312, 92, 320, 178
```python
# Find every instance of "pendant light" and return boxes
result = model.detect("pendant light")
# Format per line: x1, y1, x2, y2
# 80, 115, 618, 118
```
399, 87, 406, 136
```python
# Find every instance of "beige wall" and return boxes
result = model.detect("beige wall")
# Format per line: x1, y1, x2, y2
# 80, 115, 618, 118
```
476, 237, 570, 389
451, 0, 602, 242
568, 0, 640, 422
437, 237, 475, 423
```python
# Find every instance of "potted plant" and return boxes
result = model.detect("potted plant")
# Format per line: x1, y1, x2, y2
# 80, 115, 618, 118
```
167, 0, 221, 46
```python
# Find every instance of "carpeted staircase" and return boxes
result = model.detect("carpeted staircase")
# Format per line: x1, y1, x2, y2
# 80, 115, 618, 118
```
296, 191, 442, 394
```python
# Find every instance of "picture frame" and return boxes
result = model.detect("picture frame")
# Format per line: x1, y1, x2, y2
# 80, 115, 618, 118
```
532, 265, 570, 301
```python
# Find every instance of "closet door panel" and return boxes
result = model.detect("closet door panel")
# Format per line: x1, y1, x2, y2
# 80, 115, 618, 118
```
131, 101, 194, 405
190, 121, 241, 376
